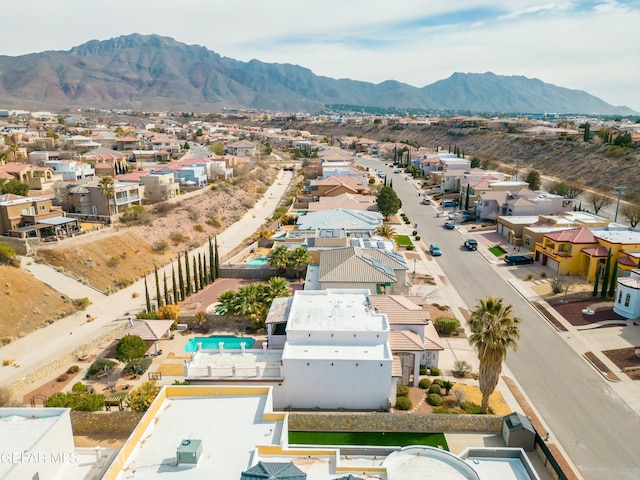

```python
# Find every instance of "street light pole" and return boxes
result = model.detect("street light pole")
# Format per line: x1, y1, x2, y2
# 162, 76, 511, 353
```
412, 258, 417, 278
613, 185, 626, 222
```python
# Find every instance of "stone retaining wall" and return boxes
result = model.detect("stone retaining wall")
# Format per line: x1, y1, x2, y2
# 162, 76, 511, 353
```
71, 411, 143, 435
288, 412, 503, 433
6, 323, 128, 393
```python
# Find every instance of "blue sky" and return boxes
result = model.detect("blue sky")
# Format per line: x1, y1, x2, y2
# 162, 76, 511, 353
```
1, 0, 639, 111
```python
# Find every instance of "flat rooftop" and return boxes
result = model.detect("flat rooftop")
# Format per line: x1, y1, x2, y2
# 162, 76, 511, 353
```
282, 342, 390, 361
287, 290, 388, 332
104, 387, 552, 480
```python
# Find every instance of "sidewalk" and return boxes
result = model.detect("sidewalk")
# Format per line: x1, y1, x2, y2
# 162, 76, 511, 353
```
0, 169, 294, 391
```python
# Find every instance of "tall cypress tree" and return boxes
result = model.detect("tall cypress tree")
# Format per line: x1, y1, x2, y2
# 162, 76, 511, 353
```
214, 236, 220, 279
185, 250, 192, 296
200, 253, 206, 286
209, 237, 214, 282
192, 255, 199, 291
163, 271, 169, 306
172, 263, 178, 304
198, 254, 203, 289
465, 185, 470, 210
592, 268, 600, 297
154, 265, 161, 311
178, 255, 185, 301
600, 249, 612, 298
144, 277, 151, 312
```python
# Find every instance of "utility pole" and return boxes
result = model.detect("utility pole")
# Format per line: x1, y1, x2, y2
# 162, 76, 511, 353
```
613, 185, 626, 222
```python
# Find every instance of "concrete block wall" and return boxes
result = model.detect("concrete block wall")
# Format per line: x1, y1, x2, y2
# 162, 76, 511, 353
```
6, 324, 128, 393
288, 412, 503, 433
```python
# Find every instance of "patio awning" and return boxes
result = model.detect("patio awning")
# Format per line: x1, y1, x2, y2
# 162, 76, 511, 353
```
117, 320, 173, 341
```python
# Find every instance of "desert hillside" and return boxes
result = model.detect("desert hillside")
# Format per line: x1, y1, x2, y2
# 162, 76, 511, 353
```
288, 122, 640, 197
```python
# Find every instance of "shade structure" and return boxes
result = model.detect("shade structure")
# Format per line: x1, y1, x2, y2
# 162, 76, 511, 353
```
240, 461, 306, 479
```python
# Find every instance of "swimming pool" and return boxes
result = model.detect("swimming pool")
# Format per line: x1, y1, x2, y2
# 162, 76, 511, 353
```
245, 255, 270, 267
184, 336, 256, 352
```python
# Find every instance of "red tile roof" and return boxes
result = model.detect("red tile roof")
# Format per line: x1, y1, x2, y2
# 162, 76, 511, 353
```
545, 227, 597, 243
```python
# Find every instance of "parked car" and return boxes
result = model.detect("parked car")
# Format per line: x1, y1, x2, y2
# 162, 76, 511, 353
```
444, 220, 455, 229
504, 253, 534, 265
421, 198, 431, 205
442, 200, 457, 208
429, 244, 442, 256
457, 211, 476, 222
464, 239, 478, 250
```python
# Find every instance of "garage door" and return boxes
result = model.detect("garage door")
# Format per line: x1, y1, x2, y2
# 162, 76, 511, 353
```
546, 256, 559, 272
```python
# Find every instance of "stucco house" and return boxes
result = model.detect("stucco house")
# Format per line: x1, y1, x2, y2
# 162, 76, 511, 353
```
305, 246, 408, 294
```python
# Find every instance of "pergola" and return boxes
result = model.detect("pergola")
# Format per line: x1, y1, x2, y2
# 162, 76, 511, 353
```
117, 320, 174, 355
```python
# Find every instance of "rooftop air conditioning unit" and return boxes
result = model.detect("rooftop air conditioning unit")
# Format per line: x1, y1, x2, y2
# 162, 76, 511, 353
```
176, 439, 202, 465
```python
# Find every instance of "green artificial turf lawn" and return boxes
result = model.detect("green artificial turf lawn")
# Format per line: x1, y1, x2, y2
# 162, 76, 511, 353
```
288, 431, 448, 450
395, 235, 414, 247
488, 246, 507, 257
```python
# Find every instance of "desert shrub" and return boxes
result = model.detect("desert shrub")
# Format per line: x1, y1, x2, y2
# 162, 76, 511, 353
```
115, 335, 146, 363
426, 393, 443, 406
428, 384, 442, 395
153, 202, 177, 215
540, 271, 547, 278
158, 305, 180, 321
115, 277, 133, 288
126, 380, 161, 413
170, 232, 189, 245
432, 406, 458, 414
395, 396, 412, 410
71, 382, 88, 394
406, 245, 414, 250
412, 230, 418, 236
73, 297, 91, 310
46, 392, 104, 411
193, 224, 204, 233
0, 242, 19, 267
120, 205, 151, 225
460, 401, 482, 414
0, 387, 21, 407
434, 316, 461, 336
419, 365, 428, 375
205, 217, 221, 228
153, 240, 169, 254
106, 256, 120, 267
428, 367, 441, 376
136, 311, 158, 320
66, 365, 80, 374
396, 384, 410, 397
2, 359, 13, 366
1, 338, 11, 346
453, 360, 473, 378
56, 374, 69, 382
452, 388, 467, 404
87, 358, 117, 376
123, 357, 153, 375
418, 378, 431, 389
432, 378, 445, 387
414, 236, 421, 241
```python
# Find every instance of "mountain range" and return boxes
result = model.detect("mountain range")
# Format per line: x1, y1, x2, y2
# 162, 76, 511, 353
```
0, 34, 635, 115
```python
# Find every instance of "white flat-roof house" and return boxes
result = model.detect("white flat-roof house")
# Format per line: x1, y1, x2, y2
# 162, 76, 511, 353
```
276, 289, 397, 410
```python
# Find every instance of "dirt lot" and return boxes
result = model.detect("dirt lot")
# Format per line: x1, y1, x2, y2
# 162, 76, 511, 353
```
0, 264, 80, 342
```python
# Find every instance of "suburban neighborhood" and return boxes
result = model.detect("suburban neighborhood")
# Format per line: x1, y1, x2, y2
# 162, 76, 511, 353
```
1, 107, 640, 480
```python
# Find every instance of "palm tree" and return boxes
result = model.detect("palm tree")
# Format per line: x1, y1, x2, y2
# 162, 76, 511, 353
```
265, 277, 291, 300
290, 247, 313, 279
468, 296, 521, 414
374, 224, 397, 240
268, 245, 291, 275
98, 176, 116, 216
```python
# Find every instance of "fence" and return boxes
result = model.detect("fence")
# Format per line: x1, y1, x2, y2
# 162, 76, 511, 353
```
534, 433, 570, 480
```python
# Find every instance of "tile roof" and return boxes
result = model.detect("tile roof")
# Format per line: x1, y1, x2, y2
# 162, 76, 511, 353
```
581, 246, 609, 257
389, 330, 426, 351
319, 247, 399, 284
370, 295, 430, 325
545, 227, 598, 243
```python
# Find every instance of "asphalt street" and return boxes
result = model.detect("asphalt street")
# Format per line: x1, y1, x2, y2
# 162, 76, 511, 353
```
365, 159, 640, 480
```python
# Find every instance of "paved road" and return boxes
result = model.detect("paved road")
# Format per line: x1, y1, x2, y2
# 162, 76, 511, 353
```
0, 169, 294, 390
365, 160, 640, 480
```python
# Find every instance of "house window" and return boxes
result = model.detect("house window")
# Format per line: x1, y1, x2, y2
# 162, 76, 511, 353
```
625, 293, 631, 307
618, 291, 623, 303
524, 235, 531, 247
39, 205, 46, 211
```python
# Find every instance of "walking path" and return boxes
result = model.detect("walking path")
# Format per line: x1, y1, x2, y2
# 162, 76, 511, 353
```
0, 169, 293, 390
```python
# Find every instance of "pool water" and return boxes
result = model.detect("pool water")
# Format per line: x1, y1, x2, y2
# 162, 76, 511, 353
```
184, 336, 255, 352
245, 255, 270, 267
